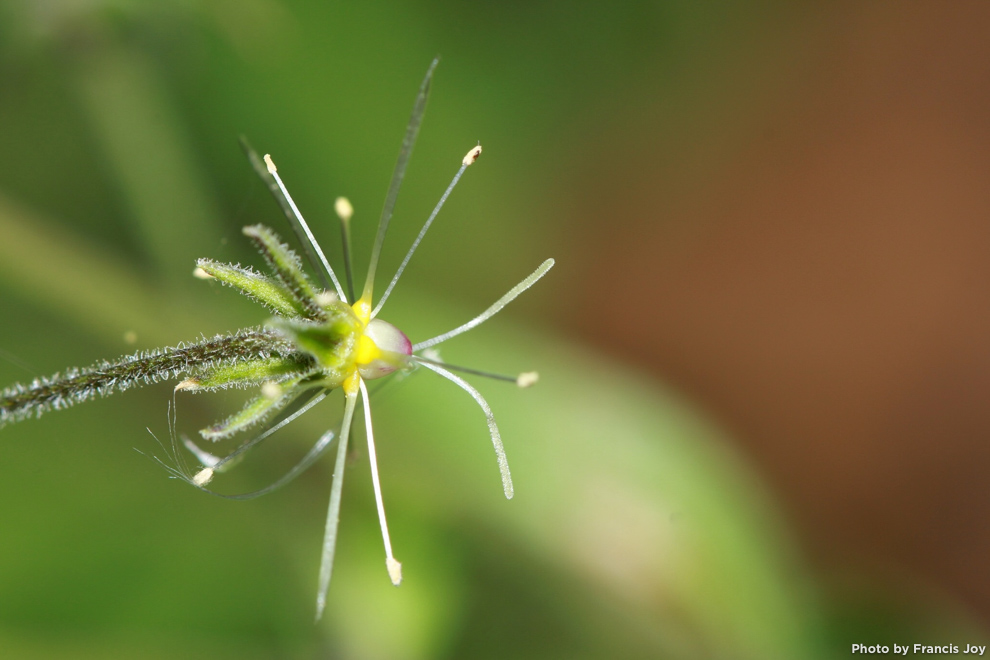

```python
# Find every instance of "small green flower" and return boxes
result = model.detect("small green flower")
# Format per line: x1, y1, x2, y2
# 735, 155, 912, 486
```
0, 59, 553, 619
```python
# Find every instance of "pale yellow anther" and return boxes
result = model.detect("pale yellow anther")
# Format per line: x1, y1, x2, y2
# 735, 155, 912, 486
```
516, 372, 539, 388
192, 467, 214, 487
463, 144, 482, 166
334, 197, 353, 222
261, 381, 282, 399
263, 153, 277, 174
192, 267, 213, 279
387, 557, 403, 586
174, 379, 199, 392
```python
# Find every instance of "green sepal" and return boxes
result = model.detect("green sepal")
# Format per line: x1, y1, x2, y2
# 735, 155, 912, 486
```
187, 355, 315, 391
197, 259, 305, 317
200, 377, 302, 441
242, 224, 325, 321
269, 309, 360, 387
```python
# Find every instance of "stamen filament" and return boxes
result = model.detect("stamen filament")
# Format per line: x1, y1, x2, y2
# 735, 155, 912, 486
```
316, 392, 359, 621
359, 378, 402, 585
418, 361, 513, 499
335, 197, 357, 304
372, 144, 481, 318
413, 259, 555, 351
239, 136, 333, 292
192, 426, 337, 501
411, 354, 517, 384
213, 389, 328, 472
263, 154, 347, 302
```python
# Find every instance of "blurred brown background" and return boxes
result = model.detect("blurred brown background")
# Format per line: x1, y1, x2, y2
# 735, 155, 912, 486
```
565, 1, 990, 621
2, 1, 990, 656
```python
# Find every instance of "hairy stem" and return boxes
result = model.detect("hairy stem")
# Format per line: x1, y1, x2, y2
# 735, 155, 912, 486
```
0, 328, 296, 427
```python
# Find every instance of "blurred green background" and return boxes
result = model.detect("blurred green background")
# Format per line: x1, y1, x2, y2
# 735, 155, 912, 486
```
1, 1, 989, 658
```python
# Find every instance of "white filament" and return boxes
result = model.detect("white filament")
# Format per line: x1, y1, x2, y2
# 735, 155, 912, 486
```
360, 378, 401, 585
263, 154, 347, 302
418, 361, 513, 499
373, 146, 482, 318
413, 259, 555, 351
184, 427, 337, 502
212, 390, 328, 472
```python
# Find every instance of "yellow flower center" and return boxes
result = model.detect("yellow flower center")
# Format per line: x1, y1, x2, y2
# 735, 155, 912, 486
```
344, 296, 378, 396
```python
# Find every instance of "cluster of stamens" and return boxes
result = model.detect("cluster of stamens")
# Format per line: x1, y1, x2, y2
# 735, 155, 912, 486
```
171, 61, 553, 619
0, 60, 554, 620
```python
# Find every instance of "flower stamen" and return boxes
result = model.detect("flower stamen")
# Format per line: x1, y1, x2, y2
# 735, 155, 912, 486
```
360, 378, 401, 585
334, 197, 357, 304
263, 153, 347, 301
372, 143, 483, 318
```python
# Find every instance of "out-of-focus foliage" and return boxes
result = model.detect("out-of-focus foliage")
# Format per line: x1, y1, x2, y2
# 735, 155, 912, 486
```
0, 1, 982, 658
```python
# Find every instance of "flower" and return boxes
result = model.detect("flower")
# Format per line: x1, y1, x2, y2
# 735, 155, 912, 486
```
0, 59, 554, 620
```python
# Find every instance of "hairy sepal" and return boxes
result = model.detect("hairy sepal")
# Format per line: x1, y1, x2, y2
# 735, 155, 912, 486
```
196, 259, 305, 317
200, 377, 302, 441
186, 355, 315, 392
242, 225, 326, 321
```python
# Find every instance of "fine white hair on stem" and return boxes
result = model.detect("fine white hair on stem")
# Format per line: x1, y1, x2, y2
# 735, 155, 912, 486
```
372, 145, 482, 318
413, 259, 555, 351
418, 361, 513, 499
360, 378, 402, 585
263, 153, 347, 302
316, 392, 358, 621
